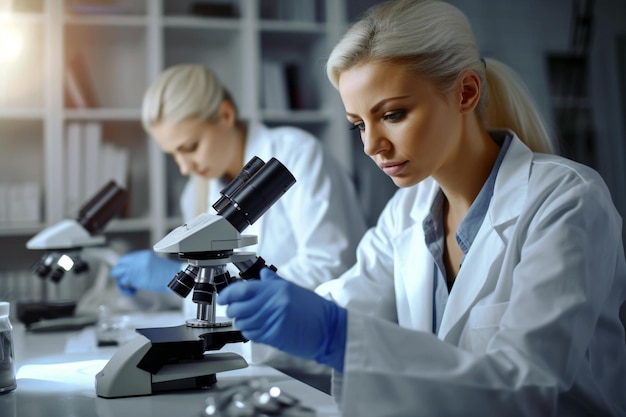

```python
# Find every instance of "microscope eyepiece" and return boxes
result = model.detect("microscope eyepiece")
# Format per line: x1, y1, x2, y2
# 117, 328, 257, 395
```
77, 180, 128, 235
212, 156, 265, 213
213, 157, 296, 232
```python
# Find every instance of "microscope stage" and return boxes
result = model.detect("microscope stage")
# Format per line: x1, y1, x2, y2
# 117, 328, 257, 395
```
136, 324, 247, 374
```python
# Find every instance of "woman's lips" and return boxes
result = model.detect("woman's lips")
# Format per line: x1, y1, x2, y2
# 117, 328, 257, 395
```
380, 161, 407, 176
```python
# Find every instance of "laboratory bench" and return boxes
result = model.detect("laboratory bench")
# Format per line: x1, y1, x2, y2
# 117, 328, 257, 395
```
0, 311, 340, 417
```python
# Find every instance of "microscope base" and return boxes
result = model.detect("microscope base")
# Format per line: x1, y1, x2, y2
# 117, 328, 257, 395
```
95, 333, 248, 398
16, 300, 77, 327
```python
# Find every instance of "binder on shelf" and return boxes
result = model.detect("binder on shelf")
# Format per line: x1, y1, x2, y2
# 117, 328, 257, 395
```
285, 62, 303, 110
0, 185, 8, 223
113, 145, 129, 188
65, 52, 98, 108
261, 0, 316, 22
64, 121, 130, 218
83, 122, 102, 199
66, 122, 84, 217
5, 183, 41, 223
66, 0, 129, 15
291, 0, 316, 22
262, 59, 289, 111
20, 182, 40, 223
189, 2, 239, 17
100, 142, 129, 190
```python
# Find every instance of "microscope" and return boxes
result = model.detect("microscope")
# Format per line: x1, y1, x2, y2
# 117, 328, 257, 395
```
95, 156, 296, 398
19, 180, 128, 331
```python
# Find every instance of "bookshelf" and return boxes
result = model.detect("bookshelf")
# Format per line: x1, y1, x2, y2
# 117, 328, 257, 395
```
546, 53, 597, 169
0, 0, 366, 307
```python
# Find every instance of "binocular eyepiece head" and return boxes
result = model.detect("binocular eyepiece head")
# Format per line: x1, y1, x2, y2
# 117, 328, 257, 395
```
212, 156, 296, 233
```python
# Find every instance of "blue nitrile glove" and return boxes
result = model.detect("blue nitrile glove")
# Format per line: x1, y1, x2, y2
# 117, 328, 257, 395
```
110, 249, 181, 295
217, 267, 347, 372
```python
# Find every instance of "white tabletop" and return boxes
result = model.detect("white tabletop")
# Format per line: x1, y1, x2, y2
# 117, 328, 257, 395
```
1, 311, 340, 417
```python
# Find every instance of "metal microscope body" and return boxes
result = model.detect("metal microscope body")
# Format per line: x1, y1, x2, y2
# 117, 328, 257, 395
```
154, 213, 262, 327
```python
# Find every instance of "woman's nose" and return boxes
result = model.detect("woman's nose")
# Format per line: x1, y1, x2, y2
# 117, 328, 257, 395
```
362, 125, 388, 157
174, 153, 191, 176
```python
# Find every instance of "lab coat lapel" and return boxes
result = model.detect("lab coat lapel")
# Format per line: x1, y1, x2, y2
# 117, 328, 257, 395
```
397, 223, 436, 332
397, 181, 440, 333
438, 134, 532, 341
438, 224, 506, 341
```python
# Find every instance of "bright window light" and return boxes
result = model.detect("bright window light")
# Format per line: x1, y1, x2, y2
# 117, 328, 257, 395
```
0, 26, 23, 63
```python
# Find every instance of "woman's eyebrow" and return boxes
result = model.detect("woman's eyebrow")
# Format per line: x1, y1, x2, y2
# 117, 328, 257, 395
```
346, 96, 410, 118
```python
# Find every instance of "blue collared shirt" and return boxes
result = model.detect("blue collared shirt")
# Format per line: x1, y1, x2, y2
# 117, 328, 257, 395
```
423, 132, 512, 334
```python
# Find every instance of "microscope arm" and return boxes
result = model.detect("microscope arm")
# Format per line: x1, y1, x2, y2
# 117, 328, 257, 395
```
26, 219, 106, 250
75, 247, 121, 316
76, 246, 170, 315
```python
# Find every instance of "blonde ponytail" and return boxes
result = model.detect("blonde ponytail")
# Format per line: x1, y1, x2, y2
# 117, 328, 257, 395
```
482, 58, 554, 153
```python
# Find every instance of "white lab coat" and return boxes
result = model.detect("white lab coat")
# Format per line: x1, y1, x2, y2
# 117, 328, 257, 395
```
316, 133, 626, 417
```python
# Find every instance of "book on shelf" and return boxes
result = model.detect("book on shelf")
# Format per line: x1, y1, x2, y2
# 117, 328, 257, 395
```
83, 122, 102, 199
0, 185, 7, 223
0, 182, 41, 224
18, 183, 40, 223
284, 62, 304, 110
262, 60, 307, 111
64, 121, 130, 218
65, 51, 98, 109
260, 0, 316, 22
291, 0, 316, 22
99, 141, 129, 191
262, 59, 289, 111
65, 122, 84, 217
66, 0, 129, 15
189, 2, 239, 18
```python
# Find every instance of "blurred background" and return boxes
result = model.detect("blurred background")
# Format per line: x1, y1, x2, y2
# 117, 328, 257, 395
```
0, 0, 624, 316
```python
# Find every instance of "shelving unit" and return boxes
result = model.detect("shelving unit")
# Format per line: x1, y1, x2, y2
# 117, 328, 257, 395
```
546, 53, 597, 168
0, 0, 357, 306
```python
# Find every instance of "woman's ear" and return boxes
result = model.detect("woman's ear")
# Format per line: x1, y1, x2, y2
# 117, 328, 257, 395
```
218, 100, 237, 126
457, 70, 481, 113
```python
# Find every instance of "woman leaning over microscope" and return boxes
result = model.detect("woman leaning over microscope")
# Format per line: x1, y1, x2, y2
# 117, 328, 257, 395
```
217, 0, 626, 416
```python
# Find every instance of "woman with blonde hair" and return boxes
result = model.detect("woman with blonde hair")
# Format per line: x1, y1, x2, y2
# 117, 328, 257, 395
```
218, 0, 626, 415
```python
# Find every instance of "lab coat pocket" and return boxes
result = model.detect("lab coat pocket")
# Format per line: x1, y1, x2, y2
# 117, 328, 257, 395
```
466, 302, 509, 352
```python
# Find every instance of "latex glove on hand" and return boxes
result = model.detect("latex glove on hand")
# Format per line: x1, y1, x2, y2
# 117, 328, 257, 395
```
217, 267, 347, 372
110, 249, 181, 295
